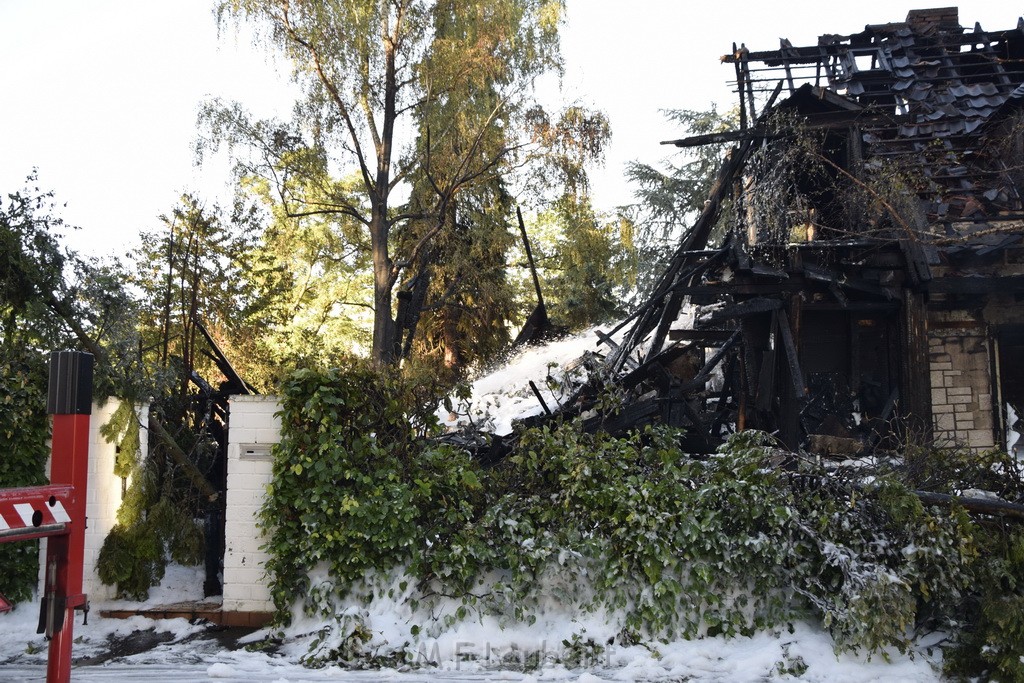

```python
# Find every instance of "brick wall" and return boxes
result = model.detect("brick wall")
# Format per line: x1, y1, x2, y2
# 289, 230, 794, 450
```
223, 395, 281, 614
40, 401, 148, 603
928, 328, 996, 449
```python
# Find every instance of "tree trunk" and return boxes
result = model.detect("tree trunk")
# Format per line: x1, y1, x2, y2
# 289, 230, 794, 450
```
370, 208, 396, 368
370, 35, 399, 368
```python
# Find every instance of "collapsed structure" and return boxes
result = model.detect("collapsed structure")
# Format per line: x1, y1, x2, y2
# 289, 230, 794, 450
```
561, 8, 1024, 455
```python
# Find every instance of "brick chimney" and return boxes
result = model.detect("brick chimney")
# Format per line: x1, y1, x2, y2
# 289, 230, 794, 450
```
906, 7, 960, 34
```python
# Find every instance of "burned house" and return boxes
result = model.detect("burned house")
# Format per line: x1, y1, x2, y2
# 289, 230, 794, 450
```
586, 8, 1024, 454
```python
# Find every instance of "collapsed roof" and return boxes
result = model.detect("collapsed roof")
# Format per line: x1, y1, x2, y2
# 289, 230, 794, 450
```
702, 7, 1024, 243
573, 8, 1024, 453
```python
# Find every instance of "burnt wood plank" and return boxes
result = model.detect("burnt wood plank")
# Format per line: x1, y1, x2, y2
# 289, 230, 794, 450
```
668, 329, 736, 342
706, 297, 783, 323
776, 309, 806, 399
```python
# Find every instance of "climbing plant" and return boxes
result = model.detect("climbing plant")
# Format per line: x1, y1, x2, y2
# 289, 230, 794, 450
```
0, 354, 50, 604
261, 365, 1018, 674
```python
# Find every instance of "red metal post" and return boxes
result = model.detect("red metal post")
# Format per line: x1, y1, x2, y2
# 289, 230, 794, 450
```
44, 352, 93, 683
44, 413, 90, 682
0, 352, 93, 681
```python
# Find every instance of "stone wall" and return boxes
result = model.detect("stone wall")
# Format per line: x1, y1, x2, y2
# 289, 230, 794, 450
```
928, 326, 996, 449
222, 395, 281, 615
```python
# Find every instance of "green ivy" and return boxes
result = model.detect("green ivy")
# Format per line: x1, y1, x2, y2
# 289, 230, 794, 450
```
99, 400, 141, 478
0, 353, 50, 605
96, 403, 204, 599
263, 366, 1018, 672
259, 360, 457, 620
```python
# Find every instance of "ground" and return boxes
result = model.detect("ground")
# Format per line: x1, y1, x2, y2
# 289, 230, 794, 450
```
0, 591, 949, 682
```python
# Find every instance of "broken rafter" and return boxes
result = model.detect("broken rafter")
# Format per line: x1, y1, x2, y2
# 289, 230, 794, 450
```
677, 330, 742, 392
192, 317, 255, 395
802, 264, 894, 300
148, 415, 219, 503
595, 330, 639, 370
705, 297, 783, 323
604, 249, 726, 370
528, 380, 553, 417
517, 206, 545, 311
775, 309, 806, 399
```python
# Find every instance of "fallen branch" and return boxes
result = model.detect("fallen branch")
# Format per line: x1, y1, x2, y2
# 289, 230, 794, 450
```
914, 490, 1024, 522
148, 415, 220, 503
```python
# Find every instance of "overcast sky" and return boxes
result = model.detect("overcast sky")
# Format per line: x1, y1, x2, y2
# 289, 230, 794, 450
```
0, 1, 1017, 258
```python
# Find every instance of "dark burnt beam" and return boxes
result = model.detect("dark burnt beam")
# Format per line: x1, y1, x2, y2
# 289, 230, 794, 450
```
668, 329, 736, 342
775, 309, 806, 399
803, 264, 894, 299
706, 297, 784, 323
678, 330, 742, 392
720, 27, 1024, 66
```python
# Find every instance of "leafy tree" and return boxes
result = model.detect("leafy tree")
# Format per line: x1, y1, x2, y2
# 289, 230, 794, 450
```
0, 176, 107, 362
130, 194, 278, 394
200, 113, 379, 367
536, 195, 635, 329
211, 0, 565, 367
0, 176, 145, 603
512, 105, 631, 330
625, 107, 737, 295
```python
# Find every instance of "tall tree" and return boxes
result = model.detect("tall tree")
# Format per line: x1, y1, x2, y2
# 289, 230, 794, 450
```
625, 107, 736, 296
131, 194, 275, 396
213, 0, 564, 367
514, 104, 630, 330
0, 177, 147, 602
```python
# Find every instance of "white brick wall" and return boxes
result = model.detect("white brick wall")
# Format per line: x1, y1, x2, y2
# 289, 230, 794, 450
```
223, 395, 282, 614
40, 401, 148, 603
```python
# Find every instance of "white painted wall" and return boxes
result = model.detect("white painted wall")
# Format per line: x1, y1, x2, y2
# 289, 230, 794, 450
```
222, 395, 281, 614
39, 401, 148, 603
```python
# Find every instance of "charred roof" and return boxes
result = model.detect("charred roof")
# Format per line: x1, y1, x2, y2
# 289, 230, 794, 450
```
690, 8, 1024, 240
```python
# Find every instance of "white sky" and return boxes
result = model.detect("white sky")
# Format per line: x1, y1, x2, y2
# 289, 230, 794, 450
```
0, 0, 1018, 258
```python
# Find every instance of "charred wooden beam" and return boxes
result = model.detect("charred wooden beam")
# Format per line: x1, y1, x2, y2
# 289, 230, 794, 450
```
604, 247, 728, 347
749, 263, 790, 279
511, 208, 561, 348
775, 309, 806, 399
594, 330, 639, 370
582, 395, 661, 435
668, 329, 736, 343
620, 342, 696, 392
645, 291, 686, 362
709, 353, 739, 437
663, 111, 913, 148
803, 264, 893, 299
517, 206, 546, 311
927, 275, 1024, 294
149, 415, 219, 503
755, 347, 777, 413
899, 238, 933, 285
706, 297, 784, 324
193, 317, 254, 395
663, 128, 772, 148
678, 330, 742, 392
679, 142, 753, 253
722, 26, 1024, 65
528, 380, 553, 417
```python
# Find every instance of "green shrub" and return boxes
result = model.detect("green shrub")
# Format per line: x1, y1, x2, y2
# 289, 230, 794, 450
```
262, 365, 1018, 670
0, 355, 50, 605
95, 403, 205, 600
260, 360, 459, 620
